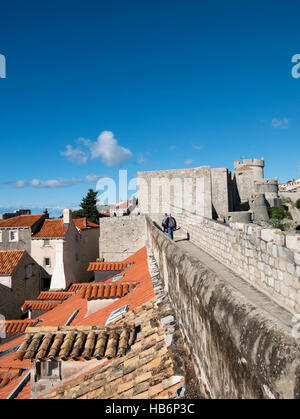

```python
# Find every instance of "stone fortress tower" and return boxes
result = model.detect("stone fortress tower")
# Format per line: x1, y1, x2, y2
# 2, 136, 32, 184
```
137, 157, 281, 225
229, 158, 281, 223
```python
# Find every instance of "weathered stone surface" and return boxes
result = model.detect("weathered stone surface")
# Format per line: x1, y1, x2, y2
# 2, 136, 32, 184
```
146, 216, 300, 399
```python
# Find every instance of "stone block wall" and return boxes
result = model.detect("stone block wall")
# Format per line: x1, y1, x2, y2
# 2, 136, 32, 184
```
0, 227, 32, 253
170, 209, 300, 315
280, 191, 300, 203
211, 167, 230, 219
137, 167, 212, 219
145, 216, 300, 399
99, 216, 147, 261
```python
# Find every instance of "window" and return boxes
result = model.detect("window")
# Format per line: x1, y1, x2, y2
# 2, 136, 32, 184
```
25, 264, 33, 279
44, 258, 51, 268
43, 239, 50, 247
105, 305, 129, 325
9, 230, 18, 242
42, 277, 51, 291
36, 360, 60, 380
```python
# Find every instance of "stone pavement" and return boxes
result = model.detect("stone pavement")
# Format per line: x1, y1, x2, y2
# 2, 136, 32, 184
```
172, 228, 294, 332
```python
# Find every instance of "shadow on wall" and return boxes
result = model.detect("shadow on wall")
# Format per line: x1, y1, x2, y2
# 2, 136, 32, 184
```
146, 216, 300, 399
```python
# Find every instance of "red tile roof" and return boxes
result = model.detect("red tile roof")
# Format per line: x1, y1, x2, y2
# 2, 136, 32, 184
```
110, 200, 131, 210
0, 368, 23, 390
14, 379, 31, 399
0, 247, 157, 398
78, 282, 138, 299
0, 214, 44, 228
16, 324, 135, 361
0, 243, 196, 400
21, 300, 62, 311
37, 291, 73, 301
0, 369, 29, 399
4, 320, 38, 334
73, 218, 99, 230
32, 219, 67, 238
87, 261, 132, 271
0, 250, 25, 275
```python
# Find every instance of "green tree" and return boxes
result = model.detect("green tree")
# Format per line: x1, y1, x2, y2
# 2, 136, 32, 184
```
73, 189, 99, 224
296, 199, 300, 209
267, 205, 292, 220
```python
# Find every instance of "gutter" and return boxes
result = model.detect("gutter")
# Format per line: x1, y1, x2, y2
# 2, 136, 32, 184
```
6, 370, 31, 399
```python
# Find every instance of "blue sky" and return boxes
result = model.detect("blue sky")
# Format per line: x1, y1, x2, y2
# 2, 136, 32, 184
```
0, 0, 299, 216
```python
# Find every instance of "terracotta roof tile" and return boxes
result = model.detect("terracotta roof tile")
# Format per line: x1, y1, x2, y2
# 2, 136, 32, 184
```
110, 200, 131, 210
0, 368, 23, 387
0, 247, 196, 400
0, 368, 24, 397
14, 379, 31, 399
79, 283, 138, 299
0, 214, 44, 228
21, 300, 62, 311
4, 320, 38, 334
87, 262, 132, 271
73, 218, 99, 230
0, 250, 25, 275
37, 291, 73, 301
15, 325, 135, 361
68, 283, 90, 293
41, 305, 187, 400
32, 219, 68, 238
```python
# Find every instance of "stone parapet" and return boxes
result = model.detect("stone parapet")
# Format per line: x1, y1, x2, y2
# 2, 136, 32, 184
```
146, 215, 300, 399
164, 208, 300, 315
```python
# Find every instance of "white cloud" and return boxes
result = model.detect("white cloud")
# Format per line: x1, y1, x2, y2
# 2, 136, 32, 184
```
6, 174, 105, 189
14, 180, 27, 188
12, 178, 82, 189
85, 174, 105, 184
61, 131, 133, 167
193, 144, 204, 150
90, 131, 132, 167
271, 117, 290, 129
60, 144, 89, 165
185, 159, 193, 165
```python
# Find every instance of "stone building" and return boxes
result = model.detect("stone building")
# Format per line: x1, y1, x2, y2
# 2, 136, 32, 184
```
137, 157, 281, 224
0, 210, 99, 290
73, 217, 100, 283
31, 209, 81, 290
0, 250, 50, 320
0, 209, 31, 221
0, 212, 48, 254
0, 247, 199, 400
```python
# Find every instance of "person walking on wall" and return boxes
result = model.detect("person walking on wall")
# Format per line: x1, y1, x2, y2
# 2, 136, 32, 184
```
166, 214, 177, 240
162, 213, 168, 233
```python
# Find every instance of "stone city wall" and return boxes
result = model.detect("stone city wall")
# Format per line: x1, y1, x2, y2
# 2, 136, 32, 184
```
145, 216, 300, 399
99, 216, 147, 261
167, 207, 300, 315
280, 191, 300, 204
137, 167, 213, 219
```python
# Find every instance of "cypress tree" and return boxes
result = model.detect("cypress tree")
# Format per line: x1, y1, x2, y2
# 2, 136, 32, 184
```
73, 189, 99, 224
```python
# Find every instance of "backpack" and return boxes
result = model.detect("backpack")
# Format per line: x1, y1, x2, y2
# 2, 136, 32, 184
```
168, 217, 176, 228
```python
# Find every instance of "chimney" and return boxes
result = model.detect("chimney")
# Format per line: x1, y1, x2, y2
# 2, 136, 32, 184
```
43, 209, 49, 219
63, 208, 72, 226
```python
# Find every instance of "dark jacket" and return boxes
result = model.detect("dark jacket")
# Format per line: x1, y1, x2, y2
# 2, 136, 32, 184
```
166, 216, 176, 229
